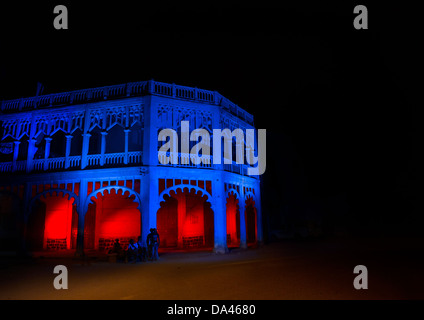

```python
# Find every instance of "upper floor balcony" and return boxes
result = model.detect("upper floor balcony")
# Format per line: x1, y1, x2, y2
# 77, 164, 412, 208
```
0, 80, 254, 126
0, 80, 258, 178
0, 151, 143, 174
0, 150, 255, 177
157, 151, 255, 177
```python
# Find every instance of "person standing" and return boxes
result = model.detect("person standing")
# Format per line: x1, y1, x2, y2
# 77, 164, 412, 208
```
147, 228, 160, 261
109, 238, 124, 261
146, 228, 153, 260
151, 228, 160, 261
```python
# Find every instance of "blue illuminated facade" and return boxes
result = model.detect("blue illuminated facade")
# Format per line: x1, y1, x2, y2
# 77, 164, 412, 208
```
0, 80, 262, 255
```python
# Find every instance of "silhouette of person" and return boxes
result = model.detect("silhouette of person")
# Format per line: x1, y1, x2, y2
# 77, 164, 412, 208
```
109, 238, 124, 261
148, 228, 160, 261
146, 229, 154, 260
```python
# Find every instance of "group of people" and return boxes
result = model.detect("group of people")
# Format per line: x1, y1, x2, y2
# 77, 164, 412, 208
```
109, 228, 160, 263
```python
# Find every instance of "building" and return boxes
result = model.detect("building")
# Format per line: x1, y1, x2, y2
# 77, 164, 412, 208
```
0, 80, 262, 255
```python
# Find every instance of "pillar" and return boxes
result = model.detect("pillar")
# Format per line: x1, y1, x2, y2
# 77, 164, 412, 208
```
12, 140, 20, 172
211, 106, 223, 171
140, 170, 159, 247
81, 108, 91, 169
139, 205, 147, 248
142, 95, 158, 166
75, 181, 87, 257
100, 131, 107, 166
65, 134, 73, 169
239, 191, 247, 249
81, 133, 91, 169
26, 138, 37, 173
213, 176, 229, 254
43, 137, 52, 170
124, 128, 130, 164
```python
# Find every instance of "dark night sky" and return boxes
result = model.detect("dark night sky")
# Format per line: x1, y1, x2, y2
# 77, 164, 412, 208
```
0, 2, 420, 238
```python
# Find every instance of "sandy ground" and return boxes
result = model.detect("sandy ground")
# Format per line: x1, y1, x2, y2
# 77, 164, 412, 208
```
1, 237, 423, 300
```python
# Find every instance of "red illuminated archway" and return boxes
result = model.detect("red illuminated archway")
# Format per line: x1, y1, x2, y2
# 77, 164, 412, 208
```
27, 190, 78, 250
86, 188, 141, 251
158, 186, 214, 251
226, 191, 240, 248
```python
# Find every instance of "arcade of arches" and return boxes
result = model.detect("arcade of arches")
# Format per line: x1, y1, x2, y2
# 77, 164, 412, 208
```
25, 189, 141, 252
2, 183, 258, 253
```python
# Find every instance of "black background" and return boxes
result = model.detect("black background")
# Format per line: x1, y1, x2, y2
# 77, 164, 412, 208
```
0, 1, 421, 240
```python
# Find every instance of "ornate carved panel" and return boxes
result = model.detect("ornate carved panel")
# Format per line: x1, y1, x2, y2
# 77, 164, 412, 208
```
158, 104, 212, 132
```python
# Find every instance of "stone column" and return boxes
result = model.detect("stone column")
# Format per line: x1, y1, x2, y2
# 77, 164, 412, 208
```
81, 133, 91, 169
26, 138, 37, 173
213, 175, 229, 254
239, 193, 247, 249
12, 140, 20, 172
142, 95, 158, 166
124, 105, 130, 165
124, 128, 130, 164
211, 107, 223, 171
140, 169, 159, 247
65, 135, 73, 169
100, 131, 107, 166
236, 141, 244, 174
43, 137, 52, 171
75, 181, 87, 257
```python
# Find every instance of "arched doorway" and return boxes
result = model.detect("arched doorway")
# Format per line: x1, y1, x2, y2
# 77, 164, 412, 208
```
26, 192, 77, 251
157, 187, 214, 251
87, 188, 141, 252
156, 194, 178, 248
226, 193, 240, 248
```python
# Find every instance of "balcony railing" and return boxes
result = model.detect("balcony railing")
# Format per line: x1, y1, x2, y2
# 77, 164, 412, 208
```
86, 151, 142, 166
1, 151, 257, 178
223, 162, 251, 176
0, 80, 254, 125
0, 162, 12, 173
158, 152, 213, 169
157, 151, 254, 176
0, 151, 142, 173
86, 154, 101, 167
33, 156, 82, 171
69, 155, 82, 168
